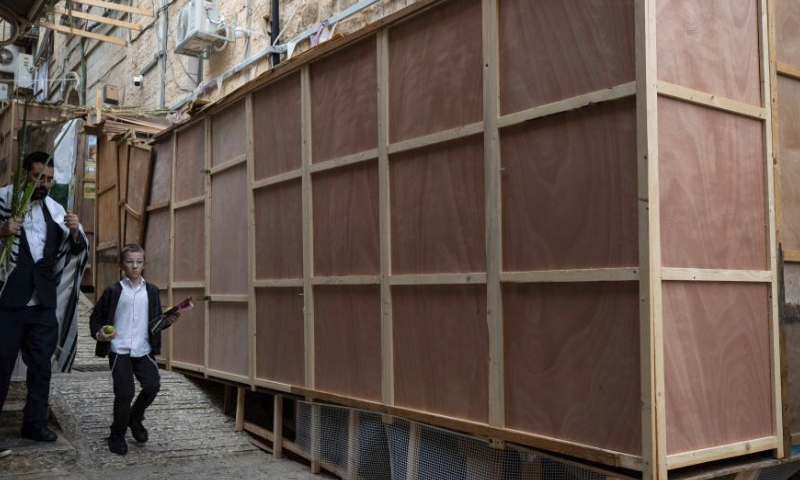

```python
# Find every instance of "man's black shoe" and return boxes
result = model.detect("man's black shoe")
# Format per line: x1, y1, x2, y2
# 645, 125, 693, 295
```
0, 448, 11, 459
20, 426, 57, 442
129, 418, 148, 443
107, 436, 128, 455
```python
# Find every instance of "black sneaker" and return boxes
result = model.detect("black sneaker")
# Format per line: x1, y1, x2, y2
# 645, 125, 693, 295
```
129, 418, 148, 443
107, 436, 128, 455
0, 448, 10, 459
20, 426, 57, 442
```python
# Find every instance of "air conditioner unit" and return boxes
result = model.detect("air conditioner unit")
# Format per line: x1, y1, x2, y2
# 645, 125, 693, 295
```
174, 0, 227, 57
15, 54, 34, 93
0, 44, 21, 74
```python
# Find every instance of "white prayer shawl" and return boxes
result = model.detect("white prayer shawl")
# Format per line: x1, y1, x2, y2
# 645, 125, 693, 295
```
0, 184, 88, 374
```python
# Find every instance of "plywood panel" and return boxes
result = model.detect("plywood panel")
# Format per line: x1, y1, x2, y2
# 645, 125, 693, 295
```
390, 136, 485, 274
657, 0, 761, 105
210, 165, 248, 294
504, 282, 641, 456
208, 302, 249, 376
171, 288, 205, 367
659, 98, 767, 270
663, 282, 772, 454
501, 99, 638, 271
311, 38, 377, 163
175, 122, 205, 202
785, 264, 800, 305
117, 141, 129, 210
142, 209, 170, 287
388, 0, 482, 143
255, 287, 305, 386
776, 0, 800, 67
393, 285, 488, 422
786, 322, 800, 436
211, 100, 247, 167
313, 162, 379, 276
173, 204, 205, 282
98, 137, 117, 189
150, 138, 173, 205
97, 189, 118, 244
499, 0, 635, 115
779, 76, 800, 251
253, 73, 302, 180
314, 286, 381, 401
254, 180, 303, 279
124, 145, 152, 245
155, 289, 169, 362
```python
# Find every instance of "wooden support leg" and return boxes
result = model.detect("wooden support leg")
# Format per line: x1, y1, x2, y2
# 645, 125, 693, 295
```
273, 394, 283, 459
234, 386, 245, 431
347, 410, 360, 478
311, 403, 321, 474
406, 422, 421, 480
731, 470, 761, 480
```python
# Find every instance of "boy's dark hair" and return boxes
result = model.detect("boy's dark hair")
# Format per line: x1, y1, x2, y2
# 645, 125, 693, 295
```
120, 243, 146, 264
23, 151, 51, 172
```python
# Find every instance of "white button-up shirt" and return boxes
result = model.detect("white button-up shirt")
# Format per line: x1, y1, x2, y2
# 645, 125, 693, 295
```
110, 277, 151, 357
23, 201, 47, 306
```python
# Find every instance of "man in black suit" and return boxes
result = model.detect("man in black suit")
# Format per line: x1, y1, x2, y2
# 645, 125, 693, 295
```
0, 152, 87, 456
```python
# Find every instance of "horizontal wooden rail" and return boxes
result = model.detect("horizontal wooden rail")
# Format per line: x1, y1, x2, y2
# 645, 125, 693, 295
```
72, 0, 154, 17
39, 22, 126, 46
254, 279, 304, 288
310, 275, 381, 285
387, 122, 484, 155
171, 281, 205, 289
205, 368, 250, 385
56, 7, 143, 31
783, 249, 800, 263
209, 154, 247, 175
170, 360, 205, 374
388, 273, 487, 285
666, 436, 777, 469
208, 294, 249, 302
253, 378, 294, 393
252, 170, 302, 190
96, 240, 118, 251
777, 62, 800, 81
172, 195, 205, 210
309, 149, 379, 174
146, 200, 170, 212
656, 81, 767, 120
501, 268, 639, 283
661, 268, 772, 282
497, 82, 637, 129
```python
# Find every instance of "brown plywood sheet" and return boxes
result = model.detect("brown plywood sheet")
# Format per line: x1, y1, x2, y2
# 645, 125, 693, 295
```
657, 0, 761, 105
97, 189, 118, 244
314, 286, 382, 401
254, 180, 303, 280
253, 73, 302, 180
663, 282, 773, 454
659, 99, 767, 270
311, 38, 377, 163
117, 141, 129, 209
142, 209, 170, 287
313, 162, 379, 276
150, 138, 173, 206
388, 0, 482, 143
175, 122, 205, 202
210, 165, 248, 294
124, 145, 152, 245
390, 136, 485, 274
501, 98, 638, 272
255, 287, 305, 386
98, 137, 117, 190
779, 76, 800, 251
393, 285, 488, 423
171, 288, 205, 367
211, 100, 247, 167
787, 323, 800, 437
173, 204, 205, 282
776, 0, 800, 67
499, 0, 635, 115
208, 302, 249, 377
504, 282, 641, 456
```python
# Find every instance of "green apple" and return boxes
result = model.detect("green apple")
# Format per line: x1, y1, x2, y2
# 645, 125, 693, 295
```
103, 325, 115, 335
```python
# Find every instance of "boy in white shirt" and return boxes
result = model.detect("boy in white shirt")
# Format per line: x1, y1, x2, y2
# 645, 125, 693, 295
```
89, 244, 178, 455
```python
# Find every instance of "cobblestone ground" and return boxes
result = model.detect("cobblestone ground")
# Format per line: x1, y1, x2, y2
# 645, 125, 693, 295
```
1, 294, 326, 480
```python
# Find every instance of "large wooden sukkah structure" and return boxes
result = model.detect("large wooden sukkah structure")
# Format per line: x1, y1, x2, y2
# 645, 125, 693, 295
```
91, 0, 796, 478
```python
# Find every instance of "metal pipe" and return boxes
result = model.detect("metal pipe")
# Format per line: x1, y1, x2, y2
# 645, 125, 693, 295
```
271, 0, 280, 67
159, 0, 169, 108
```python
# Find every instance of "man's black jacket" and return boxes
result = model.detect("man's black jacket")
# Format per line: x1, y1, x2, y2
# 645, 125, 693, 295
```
89, 281, 170, 358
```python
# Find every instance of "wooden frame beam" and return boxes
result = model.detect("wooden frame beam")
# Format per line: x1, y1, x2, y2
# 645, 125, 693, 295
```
660, 268, 772, 283
38, 21, 126, 46
777, 61, 800, 81
656, 81, 767, 120
56, 7, 143, 31
501, 268, 638, 283
71, 0, 155, 17
308, 148, 379, 174
665, 436, 778, 470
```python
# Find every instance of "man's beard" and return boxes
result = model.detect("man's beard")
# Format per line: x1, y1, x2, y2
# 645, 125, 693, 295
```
31, 186, 48, 201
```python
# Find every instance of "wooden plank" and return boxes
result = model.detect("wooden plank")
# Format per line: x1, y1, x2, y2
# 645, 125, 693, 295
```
665, 436, 778, 469
72, 0, 154, 17
255, 288, 305, 386
252, 170, 302, 190
205, 368, 250, 385
253, 279, 303, 288
310, 276, 380, 285
204, 118, 211, 374
274, 395, 284, 459
208, 153, 247, 175
307, 149, 378, 174
497, 82, 637, 129
146, 200, 170, 212
777, 62, 800, 81
170, 360, 205, 373
347, 410, 359, 473
208, 294, 249, 303
57, 7, 143, 31
656, 81, 767, 121
38, 21, 126, 46
387, 121, 484, 155
253, 378, 293, 393
406, 422, 421, 480
501, 268, 638, 284
311, 403, 321, 474
168, 133, 177, 371
660, 268, 772, 283
389, 273, 487, 285
301, 66, 315, 390
785, 250, 800, 263
637, 0, 666, 477
247, 94, 256, 388
235, 387, 245, 431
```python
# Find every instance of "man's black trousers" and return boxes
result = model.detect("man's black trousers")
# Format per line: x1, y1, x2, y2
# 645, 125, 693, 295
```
108, 352, 160, 438
0, 306, 58, 429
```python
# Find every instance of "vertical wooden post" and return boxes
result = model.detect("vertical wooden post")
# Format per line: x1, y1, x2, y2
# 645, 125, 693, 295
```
376, 29, 394, 408
168, 132, 176, 371
636, 0, 666, 478
482, 0, 503, 429
406, 422, 421, 480
301, 66, 315, 393
246, 93, 257, 389
273, 394, 283, 459
310, 401, 321, 474
759, 0, 784, 458
347, 410, 360, 477
204, 117, 212, 377
235, 386, 245, 431
96, 90, 102, 123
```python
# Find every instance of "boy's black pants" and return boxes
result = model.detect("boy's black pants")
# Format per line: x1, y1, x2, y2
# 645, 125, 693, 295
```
108, 352, 160, 438
0, 306, 58, 429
